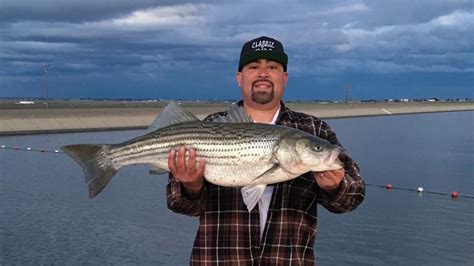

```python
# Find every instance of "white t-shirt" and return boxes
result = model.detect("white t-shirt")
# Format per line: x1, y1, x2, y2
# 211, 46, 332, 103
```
255, 107, 280, 240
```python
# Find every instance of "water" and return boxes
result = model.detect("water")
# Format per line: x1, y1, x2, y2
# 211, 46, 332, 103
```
1, 111, 473, 265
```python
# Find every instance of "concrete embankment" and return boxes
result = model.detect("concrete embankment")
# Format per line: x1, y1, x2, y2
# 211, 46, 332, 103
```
1, 102, 472, 135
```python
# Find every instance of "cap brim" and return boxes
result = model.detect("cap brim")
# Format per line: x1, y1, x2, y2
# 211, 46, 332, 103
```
239, 51, 288, 71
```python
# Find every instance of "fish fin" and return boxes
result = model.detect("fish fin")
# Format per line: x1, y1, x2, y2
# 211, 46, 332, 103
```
148, 101, 200, 132
251, 163, 280, 181
61, 144, 118, 198
148, 163, 169, 175
241, 184, 267, 212
213, 104, 253, 123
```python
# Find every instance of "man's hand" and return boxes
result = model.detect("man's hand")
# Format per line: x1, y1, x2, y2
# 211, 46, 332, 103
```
314, 168, 345, 193
168, 146, 206, 196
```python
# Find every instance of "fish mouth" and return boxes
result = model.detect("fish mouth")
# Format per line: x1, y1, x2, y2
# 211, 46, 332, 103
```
324, 147, 344, 165
311, 147, 344, 172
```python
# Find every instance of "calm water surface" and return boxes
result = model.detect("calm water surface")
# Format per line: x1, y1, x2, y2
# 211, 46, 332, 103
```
1, 111, 473, 265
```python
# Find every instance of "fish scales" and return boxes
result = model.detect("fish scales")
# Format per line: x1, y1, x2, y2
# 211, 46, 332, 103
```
109, 121, 281, 167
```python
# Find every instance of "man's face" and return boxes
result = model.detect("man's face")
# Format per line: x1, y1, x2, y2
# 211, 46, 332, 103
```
236, 59, 288, 106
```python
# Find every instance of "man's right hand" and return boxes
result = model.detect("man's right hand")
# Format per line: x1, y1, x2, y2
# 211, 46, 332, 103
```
168, 146, 206, 196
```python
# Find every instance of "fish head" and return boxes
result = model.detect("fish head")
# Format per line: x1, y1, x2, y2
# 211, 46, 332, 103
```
294, 135, 344, 172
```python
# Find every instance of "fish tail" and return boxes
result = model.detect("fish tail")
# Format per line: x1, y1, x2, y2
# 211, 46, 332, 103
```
61, 144, 118, 198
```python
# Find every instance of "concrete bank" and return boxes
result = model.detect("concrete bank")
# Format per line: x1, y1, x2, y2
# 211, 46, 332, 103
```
1, 102, 472, 136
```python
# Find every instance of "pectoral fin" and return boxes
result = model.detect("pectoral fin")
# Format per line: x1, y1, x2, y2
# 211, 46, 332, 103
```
241, 184, 267, 212
251, 163, 280, 181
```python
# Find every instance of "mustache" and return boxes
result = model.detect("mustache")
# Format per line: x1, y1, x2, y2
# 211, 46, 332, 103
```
252, 79, 274, 88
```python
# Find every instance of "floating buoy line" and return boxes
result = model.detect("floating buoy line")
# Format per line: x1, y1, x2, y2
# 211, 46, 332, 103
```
366, 184, 472, 199
1, 144, 63, 154
1, 144, 473, 199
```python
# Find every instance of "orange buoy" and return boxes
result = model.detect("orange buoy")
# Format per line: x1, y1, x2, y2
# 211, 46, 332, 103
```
451, 191, 459, 198
386, 184, 393, 190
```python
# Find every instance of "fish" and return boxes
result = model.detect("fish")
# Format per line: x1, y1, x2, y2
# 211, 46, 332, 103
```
61, 102, 344, 211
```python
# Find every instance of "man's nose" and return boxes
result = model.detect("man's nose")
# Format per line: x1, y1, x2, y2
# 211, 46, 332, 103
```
257, 67, 269, 78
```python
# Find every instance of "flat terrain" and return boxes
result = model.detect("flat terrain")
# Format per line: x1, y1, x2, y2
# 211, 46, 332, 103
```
1, 100, 472, 135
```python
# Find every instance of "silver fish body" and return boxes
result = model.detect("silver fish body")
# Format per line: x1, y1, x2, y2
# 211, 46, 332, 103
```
62, 102, 343, 211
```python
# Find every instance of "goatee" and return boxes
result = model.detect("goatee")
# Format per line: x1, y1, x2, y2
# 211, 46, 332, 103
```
251, 79, 274, 104
251, 91, 274, 104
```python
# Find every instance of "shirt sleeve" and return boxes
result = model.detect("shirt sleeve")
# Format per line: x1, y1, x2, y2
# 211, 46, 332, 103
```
315, 121, 366, 213
166, 175, 208, 216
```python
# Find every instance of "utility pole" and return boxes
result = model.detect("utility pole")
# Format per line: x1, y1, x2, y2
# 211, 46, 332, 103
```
43, 64, 50, 109
344, 83, 351, 104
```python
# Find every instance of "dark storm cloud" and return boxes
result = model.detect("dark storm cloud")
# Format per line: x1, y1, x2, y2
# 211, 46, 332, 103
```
0, 0, 472, 99
0, 0, 209, 22
360, 0, 473, 28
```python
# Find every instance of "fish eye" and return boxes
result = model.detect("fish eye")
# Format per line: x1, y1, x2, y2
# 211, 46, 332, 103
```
314, 145, 323, 151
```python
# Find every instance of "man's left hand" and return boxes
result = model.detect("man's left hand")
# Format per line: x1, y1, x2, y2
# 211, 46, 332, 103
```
314, 169, 345, 192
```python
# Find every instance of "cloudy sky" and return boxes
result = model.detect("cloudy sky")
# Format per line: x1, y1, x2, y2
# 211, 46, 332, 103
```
1, 0, 472, 100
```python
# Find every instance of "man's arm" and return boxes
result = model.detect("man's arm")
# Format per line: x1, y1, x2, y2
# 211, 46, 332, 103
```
314, 121, 365, 213
166, 113, 224, 216
166, 147, 207, 216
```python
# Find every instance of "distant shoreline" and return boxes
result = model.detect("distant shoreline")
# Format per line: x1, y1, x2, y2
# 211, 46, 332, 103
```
1, 98, 472, 110
1, 100, 473, 136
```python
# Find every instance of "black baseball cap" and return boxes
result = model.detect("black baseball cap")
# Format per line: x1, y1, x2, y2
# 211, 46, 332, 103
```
238, 36, 288, 72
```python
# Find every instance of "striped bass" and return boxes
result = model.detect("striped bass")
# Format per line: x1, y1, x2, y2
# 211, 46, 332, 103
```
61, 102, 343, 211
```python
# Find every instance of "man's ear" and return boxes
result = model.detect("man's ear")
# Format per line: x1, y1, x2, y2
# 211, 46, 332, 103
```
236, 72, 242, 87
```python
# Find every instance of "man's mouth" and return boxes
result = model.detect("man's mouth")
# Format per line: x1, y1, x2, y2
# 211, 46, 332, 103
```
252, 79, 273, 90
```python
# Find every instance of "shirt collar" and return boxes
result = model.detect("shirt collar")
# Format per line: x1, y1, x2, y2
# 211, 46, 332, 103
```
236, 100, 285, 125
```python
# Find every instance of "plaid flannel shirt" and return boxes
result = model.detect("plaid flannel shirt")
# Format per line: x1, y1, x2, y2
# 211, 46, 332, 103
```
167, 101, 365, 265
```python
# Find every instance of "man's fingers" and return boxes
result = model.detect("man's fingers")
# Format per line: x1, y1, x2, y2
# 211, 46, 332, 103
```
196, 159, 206, 177
314, 169, 344, 192
177, 146, 186, 172
168, 149, 177, 174
168, 146, 206, 184
188, 148, 197, 173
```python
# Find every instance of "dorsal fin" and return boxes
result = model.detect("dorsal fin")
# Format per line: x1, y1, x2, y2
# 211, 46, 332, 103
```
148, 101, 199, 132
212, 104, 253, 123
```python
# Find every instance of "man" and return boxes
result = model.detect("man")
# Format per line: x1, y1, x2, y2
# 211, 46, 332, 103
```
166, 36, 365, 265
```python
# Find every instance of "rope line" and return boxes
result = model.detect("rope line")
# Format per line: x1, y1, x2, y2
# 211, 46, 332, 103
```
1, 145, 64, 154
1, 144, 473, 199
364, 184, 474, 199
